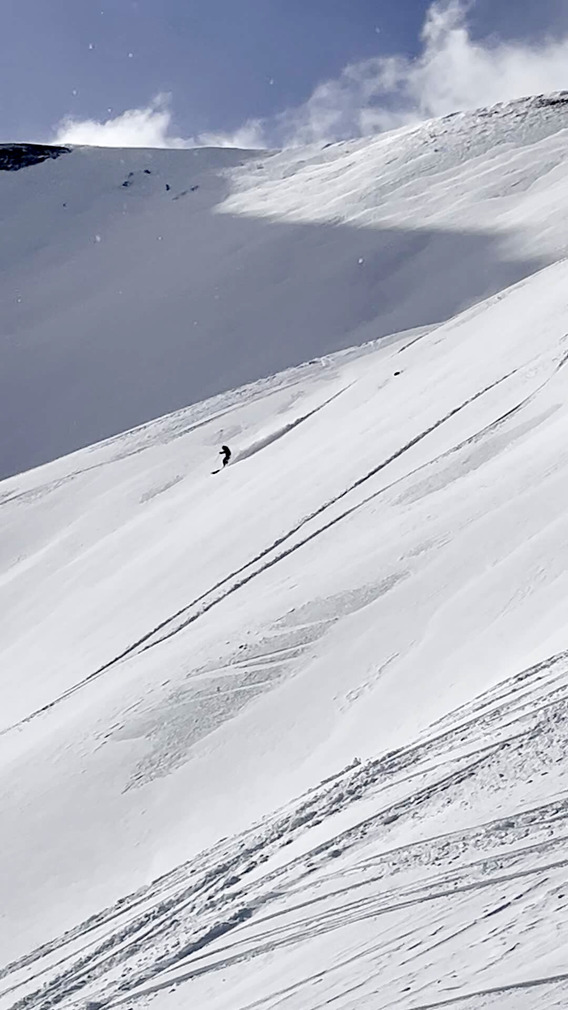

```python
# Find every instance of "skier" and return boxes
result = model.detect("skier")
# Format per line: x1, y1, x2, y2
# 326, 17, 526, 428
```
220, 445, 231, 467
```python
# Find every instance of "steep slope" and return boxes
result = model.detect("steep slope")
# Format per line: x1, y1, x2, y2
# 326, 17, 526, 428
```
3, 97, 568, 1009
3, 257, 568, 1007
2, 94, 568, 477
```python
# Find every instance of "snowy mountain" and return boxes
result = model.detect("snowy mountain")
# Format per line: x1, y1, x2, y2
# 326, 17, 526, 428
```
3, 94, 568, 1009
2, 94, 568, 478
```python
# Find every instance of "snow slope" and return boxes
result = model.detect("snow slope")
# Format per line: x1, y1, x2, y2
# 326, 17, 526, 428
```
2, 94, 568, 477
2, 96, 568, 1009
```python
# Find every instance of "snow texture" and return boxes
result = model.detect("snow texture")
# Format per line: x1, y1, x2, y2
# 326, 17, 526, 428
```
3, 94, 568, 1009
3, 94, 568, 477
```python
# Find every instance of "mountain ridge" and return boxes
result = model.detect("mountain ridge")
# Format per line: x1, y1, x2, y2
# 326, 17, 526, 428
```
2, 91, 568, 478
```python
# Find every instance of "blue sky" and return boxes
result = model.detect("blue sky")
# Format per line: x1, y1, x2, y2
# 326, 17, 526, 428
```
1, 0, 567, 145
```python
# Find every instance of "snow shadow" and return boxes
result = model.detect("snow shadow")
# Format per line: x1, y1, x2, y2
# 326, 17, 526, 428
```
0, 157, 551, 476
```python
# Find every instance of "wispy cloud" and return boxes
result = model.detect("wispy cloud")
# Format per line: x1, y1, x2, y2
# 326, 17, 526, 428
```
271, 0, 568, 144
52, 92, 266, 150
51, 1, 568, 151
51, 94, 192, 148
195, 122, 266, 149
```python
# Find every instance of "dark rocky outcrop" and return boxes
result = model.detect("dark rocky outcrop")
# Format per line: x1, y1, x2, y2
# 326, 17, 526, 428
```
0, 143, 71, 172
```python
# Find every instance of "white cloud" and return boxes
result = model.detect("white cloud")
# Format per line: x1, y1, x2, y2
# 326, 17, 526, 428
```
401, 0, 568, 121
269, 0, 568, 145
52, 94, 194, 149
196, 122, 266, 149
52, 93, 266, 150
51, 2, 568, 151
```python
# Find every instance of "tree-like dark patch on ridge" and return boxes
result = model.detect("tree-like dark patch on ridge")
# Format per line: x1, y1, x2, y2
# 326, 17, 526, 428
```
0, 143, 71, 172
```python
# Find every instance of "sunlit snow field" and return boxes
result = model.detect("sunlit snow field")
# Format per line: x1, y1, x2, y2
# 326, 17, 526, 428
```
2, 95, 568, 1009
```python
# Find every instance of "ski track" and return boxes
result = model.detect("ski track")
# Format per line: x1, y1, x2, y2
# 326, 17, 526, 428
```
387, 971, 568, 1010
230, 383, 354, 464
2, 357, 550, 740
0, 360, 345, 509
6, 98, 568, 1010
4, 643, 568, 1009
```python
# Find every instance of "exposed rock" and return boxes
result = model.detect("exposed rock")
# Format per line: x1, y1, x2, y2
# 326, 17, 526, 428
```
0, 143, 71, 172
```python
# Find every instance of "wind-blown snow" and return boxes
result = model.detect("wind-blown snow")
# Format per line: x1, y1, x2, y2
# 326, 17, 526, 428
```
2, 95, 568, 478
2, 96, 568, 1010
